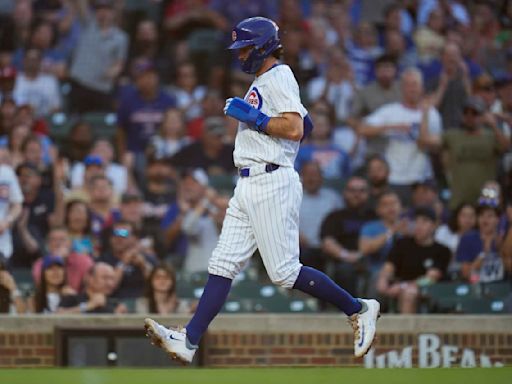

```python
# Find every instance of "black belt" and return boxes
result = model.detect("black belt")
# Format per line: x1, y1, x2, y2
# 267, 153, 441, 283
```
239, 163, 280, 177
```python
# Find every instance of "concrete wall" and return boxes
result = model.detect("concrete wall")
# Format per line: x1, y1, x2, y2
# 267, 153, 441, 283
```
0, 315, 511, 368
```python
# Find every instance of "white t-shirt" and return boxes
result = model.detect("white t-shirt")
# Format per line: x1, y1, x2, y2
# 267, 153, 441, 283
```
70, 162, 128, 195
13, 73, 61, 117
365, 102, 442, 185
234, 64, 308, 168
0, 164, 23, 258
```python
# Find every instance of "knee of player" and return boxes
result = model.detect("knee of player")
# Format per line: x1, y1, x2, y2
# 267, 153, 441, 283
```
269, 267, 301, 289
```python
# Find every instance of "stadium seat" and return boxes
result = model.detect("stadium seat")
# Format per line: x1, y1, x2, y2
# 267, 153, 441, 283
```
82, 112, 117, 139
480, 281, 512, 299
48, 112, 76, 143
440, 297, 508, 314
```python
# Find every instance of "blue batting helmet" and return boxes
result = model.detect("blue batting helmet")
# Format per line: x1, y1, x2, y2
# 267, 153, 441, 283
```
228, 17, 281, 74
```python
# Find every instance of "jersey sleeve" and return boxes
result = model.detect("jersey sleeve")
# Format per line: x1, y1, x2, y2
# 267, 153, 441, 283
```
266, 66, 306, 118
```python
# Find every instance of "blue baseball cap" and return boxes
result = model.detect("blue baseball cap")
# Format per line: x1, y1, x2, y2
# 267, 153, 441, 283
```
84, 155, 104, 167
42, 255, 65, 270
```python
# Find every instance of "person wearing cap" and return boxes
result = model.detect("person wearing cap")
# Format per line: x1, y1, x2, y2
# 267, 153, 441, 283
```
442, 95, 510, 209
71, 139, 129, 196
162, 168, 228, 273
10, 162, 55, 268
377, 207, 451, 313
456, 203, 506, 284
31, 226, 94, 293
116, 57, 176, 184
170, 116, 235, 175
64, 154, 106, 203
98, 220, 156, 299
68, 0, 128, 113
31, 255, 75, 313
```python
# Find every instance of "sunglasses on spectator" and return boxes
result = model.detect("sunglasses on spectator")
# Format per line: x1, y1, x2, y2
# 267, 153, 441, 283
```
113, 228, 131, 238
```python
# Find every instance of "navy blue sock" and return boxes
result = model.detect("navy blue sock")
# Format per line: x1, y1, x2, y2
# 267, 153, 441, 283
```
186, 274, 232, 345
293, 266, 362, 315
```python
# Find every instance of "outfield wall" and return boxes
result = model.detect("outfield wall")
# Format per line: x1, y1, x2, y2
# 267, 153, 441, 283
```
0, 315, 511, 368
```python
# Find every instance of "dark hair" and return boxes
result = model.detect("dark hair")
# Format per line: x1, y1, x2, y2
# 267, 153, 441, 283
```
375, 53, 397, 67
88, 174, 112, 188
376, 189, 400, 204
64, 199, 92, 236
29, 19, 58, 48
447, 203, 476, 232
34, 262, 65, 313
146, 263, 177, 314
476, 204, 501, 217
272, 46, 284, 60
20, 134, 41, 153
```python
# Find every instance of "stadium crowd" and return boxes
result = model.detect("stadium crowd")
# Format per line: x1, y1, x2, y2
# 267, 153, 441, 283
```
0, 0, 511, 315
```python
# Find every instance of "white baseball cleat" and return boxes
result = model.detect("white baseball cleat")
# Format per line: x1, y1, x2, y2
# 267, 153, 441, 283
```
144, 318, 197, 364
348, 299, 381, 357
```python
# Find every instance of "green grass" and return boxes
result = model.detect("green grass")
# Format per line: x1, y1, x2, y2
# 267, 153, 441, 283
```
0, 368, 510, 384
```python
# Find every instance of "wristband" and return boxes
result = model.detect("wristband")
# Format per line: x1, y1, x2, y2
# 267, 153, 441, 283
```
79, 302, 88, 313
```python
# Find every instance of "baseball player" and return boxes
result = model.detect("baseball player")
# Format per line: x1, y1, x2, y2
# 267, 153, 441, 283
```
145, 17, 380, 364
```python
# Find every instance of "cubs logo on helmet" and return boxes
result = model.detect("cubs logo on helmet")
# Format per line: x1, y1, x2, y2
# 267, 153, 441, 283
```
227, 17, 282, 74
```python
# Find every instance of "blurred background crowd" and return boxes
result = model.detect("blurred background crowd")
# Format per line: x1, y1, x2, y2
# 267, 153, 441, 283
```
0, 0, 511, 316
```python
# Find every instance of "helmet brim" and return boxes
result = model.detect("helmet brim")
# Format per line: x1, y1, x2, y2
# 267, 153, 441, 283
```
227, 40, 254, 50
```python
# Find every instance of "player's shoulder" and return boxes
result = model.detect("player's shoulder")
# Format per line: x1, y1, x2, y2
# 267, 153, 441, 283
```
267, 64, 297, 82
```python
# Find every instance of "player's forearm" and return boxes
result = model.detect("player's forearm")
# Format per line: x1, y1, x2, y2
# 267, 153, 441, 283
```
265, 115, 303, 141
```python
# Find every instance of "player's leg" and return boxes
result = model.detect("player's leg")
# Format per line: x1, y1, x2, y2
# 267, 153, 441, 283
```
145, 186, 256, 363
248, 168, 379, 357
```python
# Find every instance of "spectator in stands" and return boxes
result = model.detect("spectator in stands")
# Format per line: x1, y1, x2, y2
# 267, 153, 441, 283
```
58, 262, 126, 314
21, 135, 53, 188
320, 176, 375, 296
32, 255, 75, 313
457, 203, 506, 284
32, 226, 93, 292
130, 19, 168, 81
435, 203, 477, 277
442, 96, 510, 209
0, 66, 16, 106
186, 90, 225, 140
61, 121, 94, 165
359, 68, 442, 202
64, 199, 94, 257
0, 154, 22, 264
13, 48, 61, 117
146, 107, 191, 160
177, 169, 227, 273
11, 162, 54, 268
307, 48, 355, 125
87, 174, 118, 238
0, 256, 25, 314
69, 0, 128, 113
116, 58, 176, 184
98, 220, 155, 299
414, 7, 445, 66
136, 263, 191, 314
407, 179, 446, 222
2, 123, 30, 169
167, 61, 206, 122
428, 42, 471, 130
66, 155, 106, 203
295, 111, 351, 180
350, 54, 400, 156
346, 22, 384, 87
299, 161, 343, 272
366, 154, 391, 210
377, 207, 451, 313
359, 190, 406, 296
114, 192, 163, 259
170, 116, 235, 175
12, 19, 67, 79
71, 139, 129, 195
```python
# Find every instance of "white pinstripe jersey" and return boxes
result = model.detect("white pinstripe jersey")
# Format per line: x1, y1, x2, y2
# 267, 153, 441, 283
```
233, 64, 308, 168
